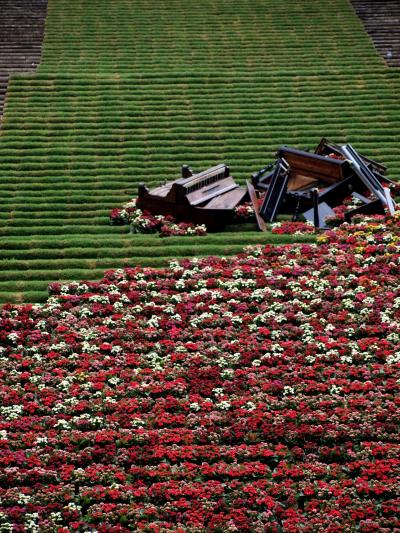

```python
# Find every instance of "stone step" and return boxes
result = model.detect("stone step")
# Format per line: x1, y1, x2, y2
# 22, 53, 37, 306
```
0, 0, 47, 119
350, 0, 400, 67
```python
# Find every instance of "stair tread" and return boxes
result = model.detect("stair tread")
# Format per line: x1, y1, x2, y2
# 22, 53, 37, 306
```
351, 0, 400, 66
0, 0, 47, 116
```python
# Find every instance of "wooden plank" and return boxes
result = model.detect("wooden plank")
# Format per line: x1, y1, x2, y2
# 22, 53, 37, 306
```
316, 137, 387, 175
287, 173, 318, 191
246, 180, 266, 231
314, 137, 344, 158
150, 183, 173, 197
278, 146, 349, 183
205, 187, 247, 209
186, 177, 238, 206
318, 176, 354, 206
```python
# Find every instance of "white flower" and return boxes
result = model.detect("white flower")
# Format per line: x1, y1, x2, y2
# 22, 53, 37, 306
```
131, 417, 145, 427
175, 279, 186, 290
50, 512, 63, 523
24, 513, 39, 533
221, 368, 235, 379
387, 352, 400, 364
7, 333, 19, 343
18, 494, 31, 504
216, 400, 231, 410
54, 419, 71, 429
146, 315, 160, 328
67, 502, 81, 511
0, 404, 23, 420
78, 306, 93, 318
244, 245, 263, 257
89, 295, 110, 304
283, 386, 294, 396
111, 345, 123, 354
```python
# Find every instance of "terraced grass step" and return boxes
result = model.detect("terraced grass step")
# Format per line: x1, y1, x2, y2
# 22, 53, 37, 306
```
0, 209, 110, 218
0, 231, 315, 303
1, 72, 399, 192
0, 228, 293, 246
0, 197, 130, 206
0, 230, 310, 255
0, 226, 129, 237
39, 0, 383, 72
0, 218, 111, 228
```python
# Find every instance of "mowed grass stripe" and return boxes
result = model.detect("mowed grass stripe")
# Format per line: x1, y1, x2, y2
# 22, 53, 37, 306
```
0, 240, 318, 273
0, 82, 398, 206
0, 231, 314, 257
0, 232, 315, 303
0, 229, 306, 248
38, 0, 382, 72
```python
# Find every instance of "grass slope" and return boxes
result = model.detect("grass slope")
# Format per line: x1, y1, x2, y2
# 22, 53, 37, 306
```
40, 0, 383, 72
0, 0, 399, 303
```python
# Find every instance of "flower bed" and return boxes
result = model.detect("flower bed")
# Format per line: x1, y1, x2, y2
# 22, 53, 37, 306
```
270, 221, 315, 235
0, 216, 400, 531
110, 200, 207, 237
110, 199, 259, 236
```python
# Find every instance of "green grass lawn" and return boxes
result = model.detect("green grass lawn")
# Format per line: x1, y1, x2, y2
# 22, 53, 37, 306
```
40, 0, 383, 72
0, 0, 398, 303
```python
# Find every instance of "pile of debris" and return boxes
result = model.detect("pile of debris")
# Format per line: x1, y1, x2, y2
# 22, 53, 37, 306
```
251, 138, 396, 229
137, 138, 396, 231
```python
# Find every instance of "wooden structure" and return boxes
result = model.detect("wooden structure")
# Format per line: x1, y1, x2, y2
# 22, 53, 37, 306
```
278, 146, 352, 187
315, 137, 388, 177
246, 180, 266, 231
253, 138, 397, 227
256, 148, 354, 224
137, 164, 248, 231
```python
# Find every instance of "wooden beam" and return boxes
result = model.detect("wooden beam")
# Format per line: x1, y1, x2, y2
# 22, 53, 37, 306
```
246, 180, 266, 232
